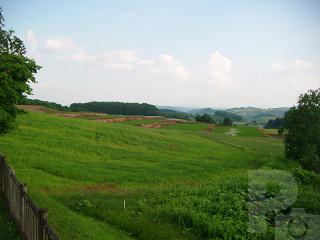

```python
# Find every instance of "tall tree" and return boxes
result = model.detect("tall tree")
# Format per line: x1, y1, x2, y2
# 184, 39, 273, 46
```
282, 89, 320, 172
0, 8, 41, 135
223, 117, 232, 126
195, 113, 215, 123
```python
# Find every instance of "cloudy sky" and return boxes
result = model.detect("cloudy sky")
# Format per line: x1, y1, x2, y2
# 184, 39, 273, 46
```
2, 0, 320, 108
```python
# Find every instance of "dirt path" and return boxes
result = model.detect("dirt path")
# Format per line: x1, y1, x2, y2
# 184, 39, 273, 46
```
202, 124, 216, 132
257, 127, 272, 138
139, 120, 189, 128
94, 116, 166, 123
257, 127, 284, 139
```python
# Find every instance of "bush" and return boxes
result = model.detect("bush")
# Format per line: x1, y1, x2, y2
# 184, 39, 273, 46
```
300, 145, 320, 174
292, 167, 320, 186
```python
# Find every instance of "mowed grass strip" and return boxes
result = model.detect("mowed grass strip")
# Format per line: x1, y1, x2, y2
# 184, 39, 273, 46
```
263, 128, 279, 134
214, 126, 265, 137
161, 123, 211, 131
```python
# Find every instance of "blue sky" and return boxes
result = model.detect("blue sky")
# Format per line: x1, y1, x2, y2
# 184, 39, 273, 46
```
2, 0, 320, 108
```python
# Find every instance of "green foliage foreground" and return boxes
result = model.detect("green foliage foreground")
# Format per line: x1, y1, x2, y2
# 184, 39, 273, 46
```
0, 112, 319, 239
0, 9, 41, 135
282, 88, 320, 173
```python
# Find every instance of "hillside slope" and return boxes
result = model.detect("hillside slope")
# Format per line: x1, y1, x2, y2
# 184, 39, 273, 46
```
1, 112, 316, 239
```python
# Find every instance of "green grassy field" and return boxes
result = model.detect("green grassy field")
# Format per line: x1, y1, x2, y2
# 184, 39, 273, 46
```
161, 123, 211, 131
214, 126, 265, 137
0, 112, 318, 239
263, 128, 279, 134
117, 119, 166, 125
81, 115, 124, 120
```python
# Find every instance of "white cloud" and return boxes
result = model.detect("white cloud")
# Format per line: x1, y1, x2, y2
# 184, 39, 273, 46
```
271, 59, 313, 72
45, 38, 75, 50
266, 59, 319, 102
207, 52, 239, 89
291, 75, 319, 92
26, 30, 41, 59
103, 50, 139, 63
271, 61, 284, 72
293, 59, 313, 69
157, 54, 191, 80
112, 10, 134, 18
27, 30, 37, 49
61, 48, 191, 80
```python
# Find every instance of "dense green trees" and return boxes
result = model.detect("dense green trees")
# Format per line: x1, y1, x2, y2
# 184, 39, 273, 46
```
214, 111, 243, 122
70, 101, 160, 116
223, 117, 233, 126
282, 89, 320, 173
195, 113, 215, 123
159, 109, 192, 121
0, 9, 41, 135
19, 98, 70, 111
265, 117, 284, 129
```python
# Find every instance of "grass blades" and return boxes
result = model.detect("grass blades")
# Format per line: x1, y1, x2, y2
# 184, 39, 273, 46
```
161, 123, 211, 131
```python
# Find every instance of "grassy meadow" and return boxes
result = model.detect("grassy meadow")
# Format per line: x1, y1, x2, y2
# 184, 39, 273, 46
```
263, 129, 279, 134
117, 119, 166, 125
161, 123, 211, 131
214, 126, 265, 137
0, 111, 319, 239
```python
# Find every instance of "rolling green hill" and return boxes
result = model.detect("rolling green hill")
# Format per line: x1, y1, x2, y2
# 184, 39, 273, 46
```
0, 111, 318, 239
226, 107, 289, 122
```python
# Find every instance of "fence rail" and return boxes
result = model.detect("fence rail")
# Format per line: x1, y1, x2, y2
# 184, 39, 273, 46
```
0, 154, 59, 240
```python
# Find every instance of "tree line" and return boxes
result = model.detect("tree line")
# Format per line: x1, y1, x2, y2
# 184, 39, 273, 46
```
19, 98, 70, 111
214, 111, 243, 122
70, 101, 160, 116
159, 109, 193, 121
264, 117, 284, 129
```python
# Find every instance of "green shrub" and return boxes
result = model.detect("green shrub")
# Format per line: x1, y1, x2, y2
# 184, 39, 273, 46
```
292, 167, 320, 186
300, 145, 320, 173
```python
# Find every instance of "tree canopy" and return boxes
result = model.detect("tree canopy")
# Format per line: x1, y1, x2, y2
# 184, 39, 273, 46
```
214, 111, 243, 122
195, 113, 215, 123
70, 101, 160, 116
19, 98, 70, 111
223, 117, 233, 126
0, 9, 41, 135
264, 117, 284, 129
282, 88, 320, 173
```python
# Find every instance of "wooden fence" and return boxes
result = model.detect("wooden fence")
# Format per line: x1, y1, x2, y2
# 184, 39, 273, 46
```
0, 155, 59, 240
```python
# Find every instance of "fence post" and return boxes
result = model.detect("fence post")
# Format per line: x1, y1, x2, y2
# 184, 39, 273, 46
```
1, 156, 6, 192
39, 208, 48, 240
20, 183, 27, 234
8, 168, 15, 211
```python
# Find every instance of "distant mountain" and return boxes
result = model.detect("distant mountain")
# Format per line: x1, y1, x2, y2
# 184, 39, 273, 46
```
158, 106, 290, 122
214, 111, 243, 122
156, 106, 195, 113
188, 108, 218, 115
226, 107, 290, 122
